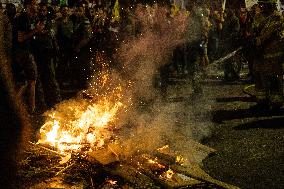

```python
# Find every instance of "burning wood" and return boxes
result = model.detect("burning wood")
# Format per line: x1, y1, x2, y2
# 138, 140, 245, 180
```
27, 95, 237, 188
36, 79, 125, 156
22, 141, 239, 189
22, 53, 239, 188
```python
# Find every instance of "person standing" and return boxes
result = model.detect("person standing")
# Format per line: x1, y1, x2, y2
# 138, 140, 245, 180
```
186, 4, 210, 94
32, 3, 61, 109
221, 8, 241, 82
252, 0, 284, 109
71, 5, 92, 89
56, 5, 74, 87
0, 10, 32, 189
13, 3, 46, 113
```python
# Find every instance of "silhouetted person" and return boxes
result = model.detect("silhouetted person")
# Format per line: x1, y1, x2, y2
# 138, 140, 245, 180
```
0, 11, 31, 189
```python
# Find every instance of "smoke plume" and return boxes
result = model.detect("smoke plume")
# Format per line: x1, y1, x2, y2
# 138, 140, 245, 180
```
111, 4, 213, 163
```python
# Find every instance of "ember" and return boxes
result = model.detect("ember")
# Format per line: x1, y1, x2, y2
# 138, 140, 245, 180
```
37, 98, 123, 154
23, 4, 241, 189
164, 168, 174, 179
37, 60, 126, 156
107, 179, 118, 185
141, 154, 165, 169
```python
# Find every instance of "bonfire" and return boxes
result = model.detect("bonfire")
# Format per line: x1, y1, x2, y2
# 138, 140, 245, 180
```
21, 63, 237, 188
18, 5, 239, 188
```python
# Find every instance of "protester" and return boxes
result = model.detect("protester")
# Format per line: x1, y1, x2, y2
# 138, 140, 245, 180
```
1, 0, 283, 113
56, 5, 74, 87
251, 0, 284, 109
32, 3, 61, 109
13, 3, 45, 113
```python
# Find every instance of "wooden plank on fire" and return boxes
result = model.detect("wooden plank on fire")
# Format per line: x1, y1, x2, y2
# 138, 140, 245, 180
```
171, 164, 240, 189
148, 150, 239, 188
105, 163, 160, 188
159, 173, 203, 188
28, 141, 65, 157
159, 138, 216, 157
86, 143, 122, 165
134, 163, 202, 188
86, 148, 119, 165
128, 154, 203, 188
155, 136, 216, 165
144, 152, 238, 188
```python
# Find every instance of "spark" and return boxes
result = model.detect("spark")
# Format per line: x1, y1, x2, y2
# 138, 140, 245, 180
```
107, 179, 117, 185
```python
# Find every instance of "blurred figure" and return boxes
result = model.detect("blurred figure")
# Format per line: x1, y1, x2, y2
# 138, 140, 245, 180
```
208, 10, 221, 62
71, 5, 93, 89
32, 3, 61, 109
56, 5, 74, 88
3, 3, 16, 57
221, 8, 241, 82
0, 10, 32, 189
251, 0, 284, 109
243, 4, 264, 83
13, 3, 44, 113
186, 4, 210, 94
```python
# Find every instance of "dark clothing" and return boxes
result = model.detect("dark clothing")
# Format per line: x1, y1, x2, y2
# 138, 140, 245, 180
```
172, 45, 186, 74
185, 7, 209, 93
56, 17, 74, 86
240, 11, 256, 80
57, 17, 74, 44
221, 13, 241, 81
222, 13, 240, 48
13, 12, 46, 113
208, 16, 220, 61
73, 16, 92, 47
186, 41, 205, 93
32, 17, 61, 108
71, 16, 92, 89
14, 12, 36, 51
2, 14, 13, 57
13, 50, 37, 84
13, 12, 38, 84
0, 12, 31, 188
252, 11, 284, 107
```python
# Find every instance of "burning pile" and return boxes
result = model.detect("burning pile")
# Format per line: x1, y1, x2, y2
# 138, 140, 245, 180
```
20, 4, 239, 188
25, 56, 237, 188
37, 96, 123, 154
35, 53, 130, 166
24, 140, 237, 188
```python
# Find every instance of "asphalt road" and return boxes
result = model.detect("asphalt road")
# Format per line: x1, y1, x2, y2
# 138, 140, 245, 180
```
200, 79, 284, 189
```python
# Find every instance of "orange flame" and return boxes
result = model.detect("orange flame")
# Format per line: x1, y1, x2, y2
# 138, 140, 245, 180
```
107, 179, 118, 185
165, 168, 174, 179
37, 99, 123, 154
142, 154, 166, 169
147, 158, 166, 169
37, 65, 126, 155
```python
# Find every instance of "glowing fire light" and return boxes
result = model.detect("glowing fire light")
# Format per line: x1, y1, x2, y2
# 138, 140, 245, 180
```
37, 63, 126, 155
107, 179, 118, 185
147, 157, 166, 169
142, 154, 166, 169
160, 168, 175, 180
165, 169, 174, 179
37, 99, 123, 154
45, 120, 60, 146
176, 155, 186, 165
157, 145, 169, 151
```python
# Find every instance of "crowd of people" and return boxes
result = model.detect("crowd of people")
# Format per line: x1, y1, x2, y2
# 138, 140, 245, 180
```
2, 1, 125, 114
162, 0, 284, 109
0, 0, 283, 115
